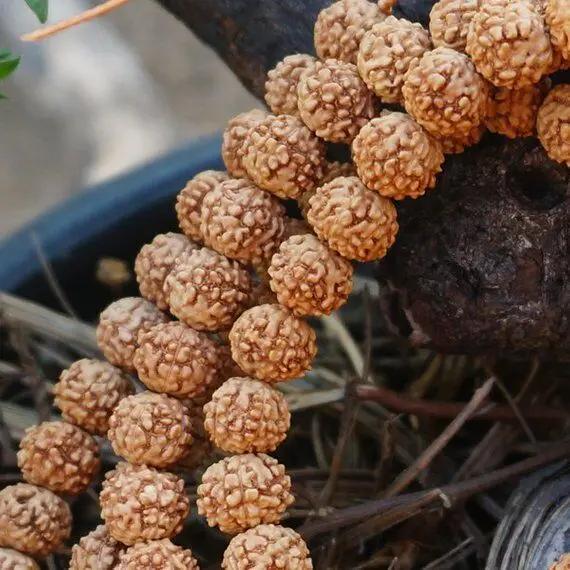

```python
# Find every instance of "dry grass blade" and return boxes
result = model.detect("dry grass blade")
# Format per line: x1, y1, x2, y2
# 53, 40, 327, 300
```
0, 292, 98, 355
383, 377, 496, 498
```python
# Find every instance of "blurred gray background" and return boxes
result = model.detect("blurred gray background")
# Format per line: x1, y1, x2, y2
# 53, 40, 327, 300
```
0, 0, 260, 236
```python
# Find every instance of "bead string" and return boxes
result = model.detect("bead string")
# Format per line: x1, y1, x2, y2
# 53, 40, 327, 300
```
3, 0, 569, 568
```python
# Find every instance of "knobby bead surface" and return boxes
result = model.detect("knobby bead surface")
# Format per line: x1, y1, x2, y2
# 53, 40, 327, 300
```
439, 123, 486, 154
176, 171, 229, 243
281, 217, 313, 242
307, 176, 398, 262
298, 161, 356, 221
222, 524, 313, 570
134, 321, 220, 399
485, 82, 548, 139
53, 358, 133, 436
0, 484, 72, 557
402, 46, 489, 139
100, 463, 189, 545
297, 59, 376, 143
242, 114, 326, 200
201, 178, 286, 265
0, 549, 39, 570
70, 525, 126, 570
216, 342, 246, 384
358, 16, 432, 103
352, 113, 444, 200
134, 232, 200, 309
18, 421, 99, 495
204, 377, 291, 453
545, 0, 570, 60
172, 394, 215, 471
165, 248, 252, 332
108, 392, 193, 467
466, 0, 552, 89
537, 84, 570, 166
197, 454, 294, 534
116, 539, 199, 570
229, 304, 317, 382
268, 233, 353, 316
96, 297, 168, 372
429, 0, 480, 52
314, 0, 384, 64
222, 109, 268, 178
265, 54, 318, 116
377, 0, 397, 15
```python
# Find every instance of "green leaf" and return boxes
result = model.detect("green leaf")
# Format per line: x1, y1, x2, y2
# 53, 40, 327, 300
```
0, 54, 20, 81
0, 93, 7, 100
24, 0, 49, 23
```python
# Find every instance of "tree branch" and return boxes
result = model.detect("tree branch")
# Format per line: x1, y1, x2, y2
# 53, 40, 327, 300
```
154, 0, 570, 360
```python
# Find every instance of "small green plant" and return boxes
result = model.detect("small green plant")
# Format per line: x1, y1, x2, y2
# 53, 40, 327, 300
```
0, 52, 21, 99
1, 1, 49, 98
25, 0, 49, 23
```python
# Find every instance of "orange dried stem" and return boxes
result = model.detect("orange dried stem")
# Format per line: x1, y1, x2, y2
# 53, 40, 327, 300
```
21, 0, 131, 42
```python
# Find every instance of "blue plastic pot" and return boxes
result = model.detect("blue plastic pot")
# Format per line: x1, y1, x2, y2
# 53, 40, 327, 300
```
0, 135, 224, 319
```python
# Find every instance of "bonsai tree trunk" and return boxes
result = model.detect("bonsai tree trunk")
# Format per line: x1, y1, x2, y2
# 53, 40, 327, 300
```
156, 0, 570, 361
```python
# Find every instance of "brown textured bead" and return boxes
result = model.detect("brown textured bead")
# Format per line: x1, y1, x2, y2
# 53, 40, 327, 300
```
307, 176, 398, 262
53, 358, 133, 436
358, 16, 432, 103
466, 0, 552, 89
116, 539, 199, 570
216, 343, 246, 383
0, 549, 39, 570
70, 525, 126, 570
321, 160, 357, 185
268, 234, 353, 316
299, 162, 356, 221
246, 279, 279, 310
96, 297, 169, 373
297, 59, 376, 143
108, 392, 193, 467
18, 421, 99, 495
176, 171, 229, 243
0, 484, 72, 557
352, 113, 444, 200
100, 463, 189, 546
165, 248, 252, 332
403, 47, 489, 139
134, 321, 220, 399
229, 304, 317, 382
537, 84, 570, 166
547, 46, 570, 74
204, 377, 291, 453
171, 394, 215, 471
242, 115, 326, 200
265, 54, 318, 116
377, 0, 397, 15
222, 109, 268, 178
551, 553, 570, 570
485, 83, 547, 139
201, 178, 286, 265
134, 233, 200, 309
222, 525, 313, 570
197, 454, 294, 534
314, 0, 384, 64
439, 123, 486, 154
281, 217, 313, 242
429, 0, 480, 52
545, 0, 570, 60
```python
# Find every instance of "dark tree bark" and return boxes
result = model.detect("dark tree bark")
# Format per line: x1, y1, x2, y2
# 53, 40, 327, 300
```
155, 0, 570, 360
